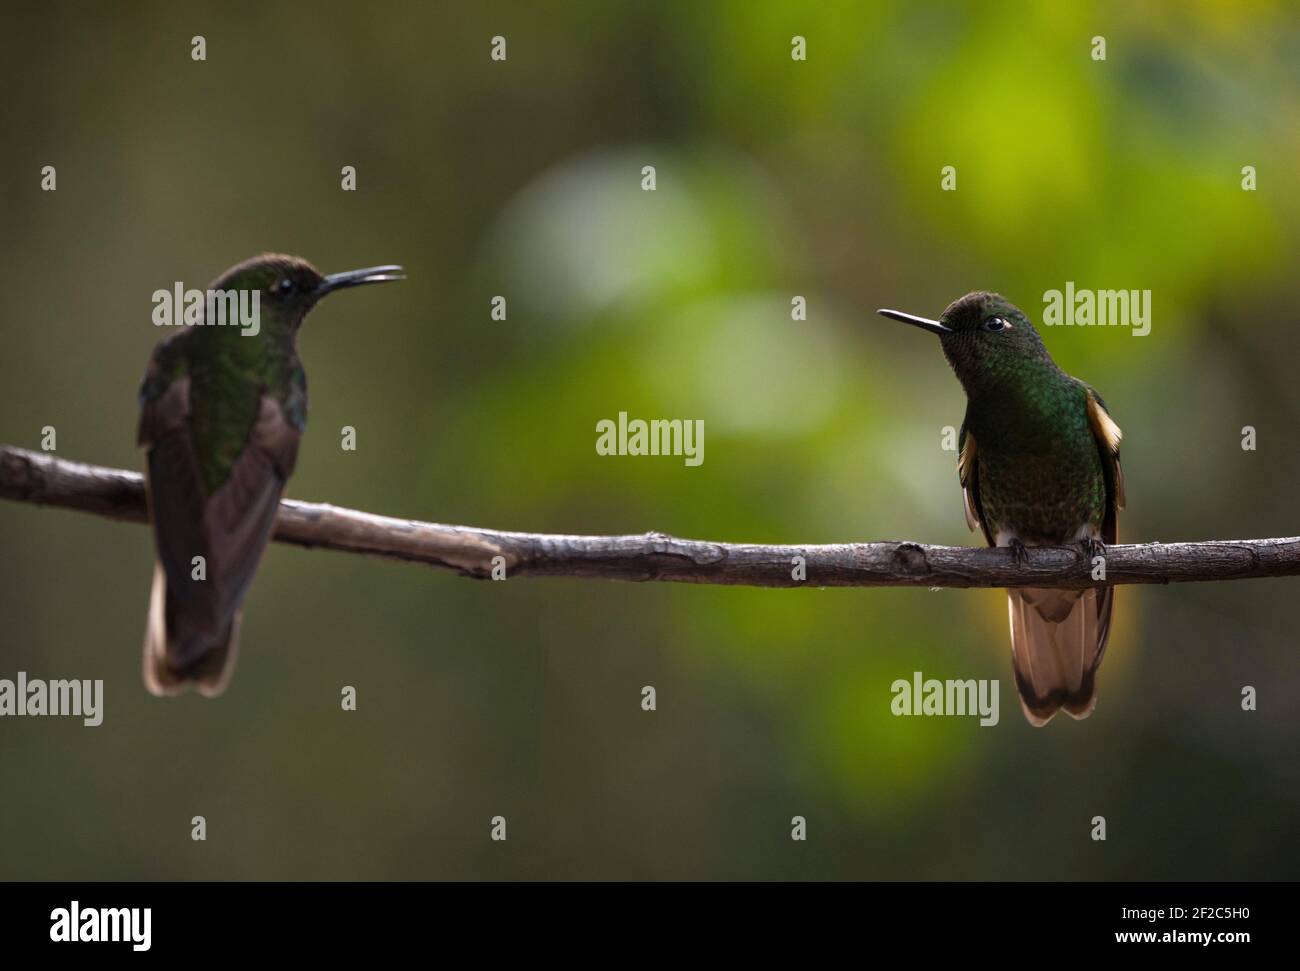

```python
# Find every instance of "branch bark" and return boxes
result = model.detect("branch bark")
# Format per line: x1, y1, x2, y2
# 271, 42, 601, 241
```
3, 444, 1298, 589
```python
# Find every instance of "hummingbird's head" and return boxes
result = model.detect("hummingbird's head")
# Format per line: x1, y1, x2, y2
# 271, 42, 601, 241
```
877, 291, 1052, 394
210, 253, 405, 335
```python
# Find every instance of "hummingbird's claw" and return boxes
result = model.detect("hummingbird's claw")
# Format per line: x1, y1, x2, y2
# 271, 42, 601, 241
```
1008, 539, 1029, 567
1078, 536, 1107, 563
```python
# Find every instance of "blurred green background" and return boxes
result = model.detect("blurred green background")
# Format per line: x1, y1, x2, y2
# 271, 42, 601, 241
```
1, 1, 1298, 879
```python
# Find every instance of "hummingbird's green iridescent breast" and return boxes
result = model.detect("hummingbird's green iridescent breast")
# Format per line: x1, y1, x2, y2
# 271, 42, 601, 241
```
185, 327, 303, 496
965, 371, 1107, 544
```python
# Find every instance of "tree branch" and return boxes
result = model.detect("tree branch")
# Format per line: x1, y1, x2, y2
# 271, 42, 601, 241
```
2, 444, 1298, 589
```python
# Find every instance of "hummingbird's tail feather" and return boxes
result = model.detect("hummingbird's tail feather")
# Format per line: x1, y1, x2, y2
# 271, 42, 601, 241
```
142, 562, 241, 698
1007, 586, 1111, 726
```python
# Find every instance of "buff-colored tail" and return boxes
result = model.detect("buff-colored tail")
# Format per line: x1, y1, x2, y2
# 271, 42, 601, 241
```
1007, 585, 1112, 726
142, 562, 240, 697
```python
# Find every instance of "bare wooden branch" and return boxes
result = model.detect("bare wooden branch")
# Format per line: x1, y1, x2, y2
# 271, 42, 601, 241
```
3, 444, 1299, 589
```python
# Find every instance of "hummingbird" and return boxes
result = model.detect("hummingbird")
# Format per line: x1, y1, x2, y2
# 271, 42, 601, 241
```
137, 254, 404, 696
877, 292, 1125, 726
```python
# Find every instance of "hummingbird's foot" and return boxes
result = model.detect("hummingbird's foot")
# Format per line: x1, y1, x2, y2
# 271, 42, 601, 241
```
1008, 539, 1030, 567
1078, 536, 1107, 563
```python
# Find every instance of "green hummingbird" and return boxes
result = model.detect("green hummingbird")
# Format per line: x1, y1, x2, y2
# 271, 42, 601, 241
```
137, 254, 404, 696
878, 291, 1125, 726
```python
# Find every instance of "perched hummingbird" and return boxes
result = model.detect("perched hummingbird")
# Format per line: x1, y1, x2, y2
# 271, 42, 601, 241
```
877, 292, 1125, 726
137, 254, 404, 696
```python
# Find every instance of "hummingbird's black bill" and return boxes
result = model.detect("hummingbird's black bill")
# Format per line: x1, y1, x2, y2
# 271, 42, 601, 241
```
315, 265, 406, 297
877, 308, 953, 335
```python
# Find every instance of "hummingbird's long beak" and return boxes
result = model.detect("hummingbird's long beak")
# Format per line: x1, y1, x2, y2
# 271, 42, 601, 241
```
877, 308, 953, 335
315, 265, 406, 298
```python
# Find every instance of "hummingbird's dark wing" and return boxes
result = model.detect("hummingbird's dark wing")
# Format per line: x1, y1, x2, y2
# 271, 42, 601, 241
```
1083, 386, 1124, 666
1084, 387, 1125, 543
139, 371, 301, 696
957, 419, 993, 545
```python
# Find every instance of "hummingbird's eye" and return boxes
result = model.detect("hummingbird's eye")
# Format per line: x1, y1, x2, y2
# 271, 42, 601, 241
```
273, 276, 296, 297
983, 316, 1011, 332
